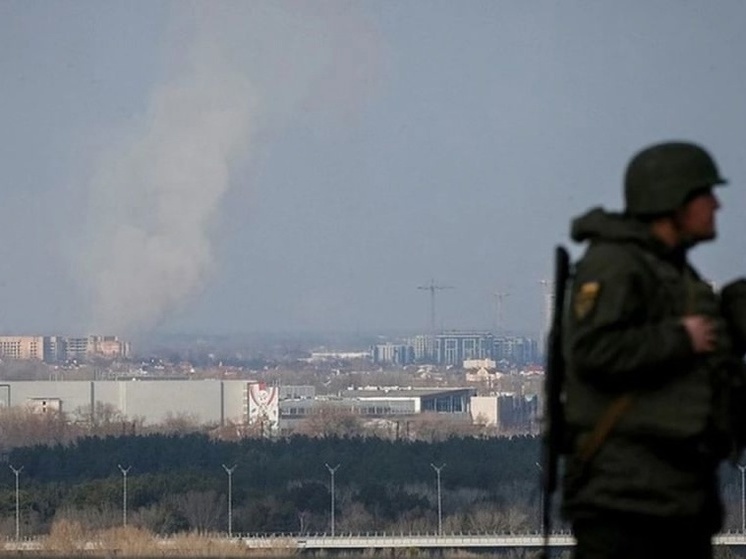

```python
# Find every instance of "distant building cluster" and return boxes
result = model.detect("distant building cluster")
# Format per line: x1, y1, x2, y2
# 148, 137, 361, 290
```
0, 378, 540, 435
372, 332, 540, 367
0, 335, 130, 363
0, 380, 482, 434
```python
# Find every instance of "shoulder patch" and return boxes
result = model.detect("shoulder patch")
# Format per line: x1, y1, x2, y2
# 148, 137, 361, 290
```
574, 281, 600, 320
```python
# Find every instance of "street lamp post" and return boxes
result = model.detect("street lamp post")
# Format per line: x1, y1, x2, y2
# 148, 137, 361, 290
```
325, 463, 340, 536
536, 462, 544, 533
738, 464, 746, 533
222, 464, 237, 537
431, 463, 446, 536
9, 465, 22, 540
118, 465, 131, 527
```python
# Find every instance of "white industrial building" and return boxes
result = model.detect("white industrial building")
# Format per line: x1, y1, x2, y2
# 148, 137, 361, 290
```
0, 380, 279, 429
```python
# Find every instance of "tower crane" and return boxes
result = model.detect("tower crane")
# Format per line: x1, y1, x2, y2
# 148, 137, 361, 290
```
417, 279, 453, 335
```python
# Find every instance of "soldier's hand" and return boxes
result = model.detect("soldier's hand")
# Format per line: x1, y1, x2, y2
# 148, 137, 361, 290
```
681, 315, 717, 353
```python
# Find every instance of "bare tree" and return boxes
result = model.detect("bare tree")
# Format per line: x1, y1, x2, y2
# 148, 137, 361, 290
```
396, 508, 432, 533
130, 503, 184, 535
406, 413, 480, 442
45, 518, 88, 555
209, 419, 249, 442
52, 505, 119, 532
70, 402, 144, 436
337, 502, 376, 533
173, 490, 224, 533
148, 412, 202, 435
294, 404, 364, 438
0, 406, 76, 452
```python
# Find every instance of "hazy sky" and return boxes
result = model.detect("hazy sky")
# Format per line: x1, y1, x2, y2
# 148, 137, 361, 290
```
1, 1, 746, 340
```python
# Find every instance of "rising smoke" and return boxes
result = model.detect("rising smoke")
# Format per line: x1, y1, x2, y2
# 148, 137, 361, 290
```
80, 3, 381, 335
81, 7, 256, 335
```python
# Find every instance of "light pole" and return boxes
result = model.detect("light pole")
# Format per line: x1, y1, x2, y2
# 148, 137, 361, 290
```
738, 464, 746, 533
325, 463, 340, 536
222, 464, 237, 537
118, 464, 131, 527
536, 461, 544, 533
9, 465, 22, 540
431, 463, 445, 536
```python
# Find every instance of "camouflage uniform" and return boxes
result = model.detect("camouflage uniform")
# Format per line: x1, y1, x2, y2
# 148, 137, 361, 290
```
561, 142, 746, 559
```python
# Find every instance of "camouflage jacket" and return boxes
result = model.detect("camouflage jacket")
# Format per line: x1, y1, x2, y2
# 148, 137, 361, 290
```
561, 207, 743, 528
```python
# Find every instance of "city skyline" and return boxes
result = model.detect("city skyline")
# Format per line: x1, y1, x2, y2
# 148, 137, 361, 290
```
2, 2, 746, 338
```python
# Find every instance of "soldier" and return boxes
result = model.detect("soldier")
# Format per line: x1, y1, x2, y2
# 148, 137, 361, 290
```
562, 141, 746, 559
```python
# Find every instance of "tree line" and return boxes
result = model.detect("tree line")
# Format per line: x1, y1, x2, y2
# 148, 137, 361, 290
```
1, 425, 745, 540
0, 433, 543, 537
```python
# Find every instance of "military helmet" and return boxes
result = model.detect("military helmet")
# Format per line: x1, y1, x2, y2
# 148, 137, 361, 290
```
624, 141, 727, 216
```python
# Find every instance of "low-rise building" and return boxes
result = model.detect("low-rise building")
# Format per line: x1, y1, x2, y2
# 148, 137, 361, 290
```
471, 392, 540, 434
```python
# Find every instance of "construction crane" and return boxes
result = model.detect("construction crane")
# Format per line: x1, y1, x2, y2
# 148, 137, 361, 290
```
493, 290, 510, 335
417, 279, 454, 334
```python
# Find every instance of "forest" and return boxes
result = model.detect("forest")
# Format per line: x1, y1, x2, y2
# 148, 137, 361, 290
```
1, 404, 745, 542
0, 432, 543, 537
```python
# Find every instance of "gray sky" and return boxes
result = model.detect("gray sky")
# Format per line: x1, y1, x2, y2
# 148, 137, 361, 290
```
1, 1, 745, 339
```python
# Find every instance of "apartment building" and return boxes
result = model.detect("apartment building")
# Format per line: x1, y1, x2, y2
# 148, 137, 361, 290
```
493, 336, 540, 366
435, 332, 495, 366
0, 335, 130, 362
0, 336, 44, 360
371, 343, 414, 366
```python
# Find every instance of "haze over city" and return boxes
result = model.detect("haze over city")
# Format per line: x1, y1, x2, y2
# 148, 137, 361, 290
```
2, 1, 746, 341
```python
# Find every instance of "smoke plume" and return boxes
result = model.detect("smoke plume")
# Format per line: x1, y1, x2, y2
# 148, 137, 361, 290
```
83, 34, 255, 334
80, 3, 381, 335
